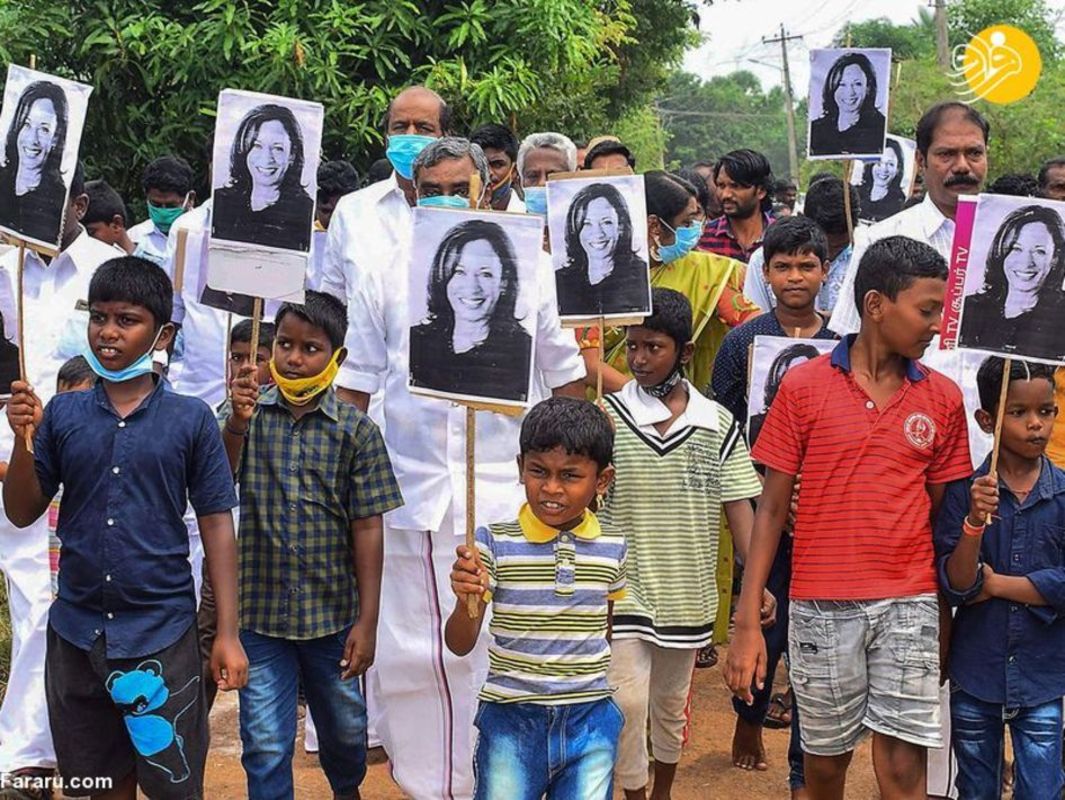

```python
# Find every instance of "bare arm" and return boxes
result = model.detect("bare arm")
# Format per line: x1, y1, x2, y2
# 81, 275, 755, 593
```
341, 514, 384, 678
444, 545, 488, 656
3, 381, 48, 527
199, 510, 247, 691
985, 568, 1048, 606
552, 378, 588, 399
337, 387, 370, 413
578, 350, 630, 394
725, 498, 756, 564
945, 475, 997, 592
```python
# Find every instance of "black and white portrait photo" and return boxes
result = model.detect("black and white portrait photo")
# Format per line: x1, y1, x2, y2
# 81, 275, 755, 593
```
958, 194, 1065, 364
807, 48, 891, 160
210, 90, 323, 253
747, 336, 835, 446
546, 174, 651, 321
850, 135, 916, 223
407, 208, 542, 407
0, 66, 92, 249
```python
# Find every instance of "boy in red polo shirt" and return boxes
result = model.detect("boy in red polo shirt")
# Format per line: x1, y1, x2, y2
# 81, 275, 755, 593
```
725, 235, 973, 799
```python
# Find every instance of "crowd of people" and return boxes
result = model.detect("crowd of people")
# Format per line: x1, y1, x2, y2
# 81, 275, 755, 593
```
0, 82, 1064, 800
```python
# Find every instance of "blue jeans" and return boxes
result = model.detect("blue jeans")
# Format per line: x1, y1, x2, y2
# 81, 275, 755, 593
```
473, 698, 623, 800
238, 627, 367, 800
951, 686, 1064, 800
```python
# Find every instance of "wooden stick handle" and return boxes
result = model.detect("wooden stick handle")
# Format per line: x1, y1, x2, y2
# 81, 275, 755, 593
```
843, 160, 855, 246
15, 242, 32, 453
986, 357, 1012, 523
173, 228, 189, 296
465, 406, 479, 618
596, 316, 605, 405
249, 297, 263, 370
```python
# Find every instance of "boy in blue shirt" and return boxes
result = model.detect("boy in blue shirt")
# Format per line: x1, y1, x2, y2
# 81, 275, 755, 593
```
4, 255, 246, 800
935, 356, 1065, 799
446, 397, 627, 800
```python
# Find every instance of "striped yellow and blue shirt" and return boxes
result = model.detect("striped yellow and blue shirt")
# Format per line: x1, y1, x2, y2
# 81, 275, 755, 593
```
475, 505, 627, 705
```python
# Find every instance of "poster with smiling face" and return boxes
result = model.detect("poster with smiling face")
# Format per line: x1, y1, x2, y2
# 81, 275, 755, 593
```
850, 134, 917, 223
546, 173, 651, 322
957, 193, 1065, 364
0, 65, 93, 251
807, 48, 891, 160
207, 89, 322, 302
407, 206, 543, 407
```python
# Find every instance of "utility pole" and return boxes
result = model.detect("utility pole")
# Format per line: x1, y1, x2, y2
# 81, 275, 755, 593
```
934, 0, 950, 68
763, 24, 802, 182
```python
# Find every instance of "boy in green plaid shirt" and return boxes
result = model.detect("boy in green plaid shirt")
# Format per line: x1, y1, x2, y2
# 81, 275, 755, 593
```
222, 291, 403, 800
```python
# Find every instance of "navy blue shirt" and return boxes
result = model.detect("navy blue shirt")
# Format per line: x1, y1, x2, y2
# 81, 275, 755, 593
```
710, 310, 836, 441
934, 455, 1065, 707
35, 378, 237, 658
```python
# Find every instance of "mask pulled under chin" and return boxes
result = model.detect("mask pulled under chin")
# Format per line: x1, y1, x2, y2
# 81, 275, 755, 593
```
640, 367, 683, 399
269, 351, 342, 406
83, 328, 166, 383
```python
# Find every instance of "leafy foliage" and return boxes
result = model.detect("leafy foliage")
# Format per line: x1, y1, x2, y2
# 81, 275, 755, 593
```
0, 0, 694, 205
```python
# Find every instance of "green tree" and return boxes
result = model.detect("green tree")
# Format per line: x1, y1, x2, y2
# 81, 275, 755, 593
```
833, 16, 935, 60
949, 0, 1062, 61
0, 0, 694, 205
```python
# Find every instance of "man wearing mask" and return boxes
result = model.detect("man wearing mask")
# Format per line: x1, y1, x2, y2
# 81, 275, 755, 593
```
514, 131, 578, 223
829, 100, 992, 800
128, 155, 196, 266
318, 85, 449, 304
698, 149, 775, 263
470, 123, 523, 212
336, 137, 585, 799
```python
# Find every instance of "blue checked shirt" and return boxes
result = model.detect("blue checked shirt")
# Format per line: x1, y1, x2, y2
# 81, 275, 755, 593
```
224, 386, 403, 639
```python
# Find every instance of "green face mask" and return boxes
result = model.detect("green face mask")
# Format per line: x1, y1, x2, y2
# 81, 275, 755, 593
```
147, 202, 186, 235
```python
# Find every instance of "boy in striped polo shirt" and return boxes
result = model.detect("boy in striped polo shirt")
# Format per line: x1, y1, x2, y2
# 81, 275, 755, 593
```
725, 236, 973, 799
446, 397, 627, 800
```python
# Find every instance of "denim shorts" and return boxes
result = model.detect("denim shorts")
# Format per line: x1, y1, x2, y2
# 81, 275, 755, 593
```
788, 594, 942, 756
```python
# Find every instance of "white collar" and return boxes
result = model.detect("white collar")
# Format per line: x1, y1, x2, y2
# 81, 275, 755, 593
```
38, 227, 118, 272
917, 193, 955, 240
618, 378, 719, 432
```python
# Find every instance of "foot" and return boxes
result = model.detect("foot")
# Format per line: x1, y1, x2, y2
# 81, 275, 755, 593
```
764, 690, 793, 729
0, 767, 54, 800
695, 644, 718, 669
731, 716, 768, 771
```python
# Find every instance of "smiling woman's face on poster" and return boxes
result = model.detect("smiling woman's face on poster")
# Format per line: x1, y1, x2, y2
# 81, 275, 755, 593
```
446, 238, 505, 326
578, 197, 621, 264
17, 96, 60, 179
872, 147, 898, 188
1003, 220, 1055, 296
246, 118, 293, 193
834, 64, 869, 118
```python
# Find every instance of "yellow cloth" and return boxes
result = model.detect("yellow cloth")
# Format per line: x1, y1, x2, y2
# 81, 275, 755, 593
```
1049, 368, 1065, 469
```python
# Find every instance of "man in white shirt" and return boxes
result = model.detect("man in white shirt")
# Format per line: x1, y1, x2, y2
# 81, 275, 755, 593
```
336, 137, 586, 800
0, 165, 118, 786
128, 155, 196, 267
829, 101, 991, 800
317, 85, 451, 303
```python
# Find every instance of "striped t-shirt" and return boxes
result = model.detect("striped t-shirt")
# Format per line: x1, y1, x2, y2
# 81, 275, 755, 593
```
475, 505, 627, 705
601, 380, 762, 648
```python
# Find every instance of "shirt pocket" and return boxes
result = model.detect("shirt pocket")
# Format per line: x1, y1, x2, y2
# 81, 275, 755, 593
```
1030, 522, 1065, 568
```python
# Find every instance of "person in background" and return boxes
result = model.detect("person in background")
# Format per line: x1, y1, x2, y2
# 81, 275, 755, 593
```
675, 166, 714, 220
515, 131, 578, 221
128, 155, 195, 266
574, 139, 589, 170
584, 139, 636, 172
773, 178, 798, 212
83, 179, 134, 254
315, 160, 359, 231
699, 149, 774, 263
692, 159, 723, 219
988, 173, 1039, 198
360, 157, 394, 188
470, 123, 523, 211
1037, 156, 1065, 202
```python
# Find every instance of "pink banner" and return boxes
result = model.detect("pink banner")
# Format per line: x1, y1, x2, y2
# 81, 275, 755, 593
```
940, 195, 978, 350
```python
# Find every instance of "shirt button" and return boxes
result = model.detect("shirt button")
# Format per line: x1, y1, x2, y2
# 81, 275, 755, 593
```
107, 612, 114, 620
94, 628, 101, 636
1008, 655, 1016, 663
107, 518, 115, 527
289, 464, 298, 473
112, 466, 120, 475
105, 574, 112, 582
865, 400, 875, 410
1011, 604, 1018, 612
1013, 554, 1021, 562
117, 421, 126, 428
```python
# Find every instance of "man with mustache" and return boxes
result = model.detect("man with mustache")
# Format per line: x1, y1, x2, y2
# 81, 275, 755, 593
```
829, 100, 991, 800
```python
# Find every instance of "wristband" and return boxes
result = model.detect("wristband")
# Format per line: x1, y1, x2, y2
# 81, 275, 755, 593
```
225, 421, 249, 438
962, 518, 986, 537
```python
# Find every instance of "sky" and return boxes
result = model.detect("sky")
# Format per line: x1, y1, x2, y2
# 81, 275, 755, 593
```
683, 0, 1065, 99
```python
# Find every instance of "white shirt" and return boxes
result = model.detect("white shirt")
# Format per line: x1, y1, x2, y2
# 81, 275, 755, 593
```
318, 176, 411, 303
338, 239, 586, 533
505, 192, 526, 213
128, 218, 169, 266
619, 379, 719, 439
827, 193, 990, 464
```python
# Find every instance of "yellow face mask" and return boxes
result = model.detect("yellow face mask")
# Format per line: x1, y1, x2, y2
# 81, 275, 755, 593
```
269, 350, 342, 406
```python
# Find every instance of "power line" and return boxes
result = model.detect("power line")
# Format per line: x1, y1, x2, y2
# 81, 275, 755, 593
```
763, 24, 803, 180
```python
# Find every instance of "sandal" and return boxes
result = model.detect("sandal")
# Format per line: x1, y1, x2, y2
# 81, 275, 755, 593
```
764, 691, 793, 729
695, 644, 718, 669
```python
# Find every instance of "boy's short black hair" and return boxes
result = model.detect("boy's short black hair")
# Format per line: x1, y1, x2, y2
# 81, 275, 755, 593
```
274, 290, 348, 351
70, 161, 85, 199
317, 160, 359, 201
976, 356, 1057, 416
635, 287, 692, 351
915, 102, 990, 157
83, 179, 129, 227
231, 318, 276, 351
470, 123, 519, 163
987, 173, 1038, 197
853, 236, 947, 318
88, 256, 173, 329
803, 176, 859, 236
763, 215, 828, 264
583, 140, 635, 170
363, 158, 394, 187
519, 397, 614, 472
57, 355, 96, 390
141, 155, 194, 196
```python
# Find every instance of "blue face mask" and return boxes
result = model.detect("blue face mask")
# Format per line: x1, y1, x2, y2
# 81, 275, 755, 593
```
417, 194, 472, 209
657, 220, 702, 264
386, 134, 436, 181
523, 186, 547, 218
83, 328, 165, 383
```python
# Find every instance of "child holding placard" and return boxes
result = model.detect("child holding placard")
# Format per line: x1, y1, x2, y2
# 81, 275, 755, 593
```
935, 357, 1065, 799
601, 288, 763, 799
446, 396, 627, 800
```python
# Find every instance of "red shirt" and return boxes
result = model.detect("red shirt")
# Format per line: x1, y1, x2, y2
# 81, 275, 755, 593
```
696, 213, 772, 263
752, 336, 973, 601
